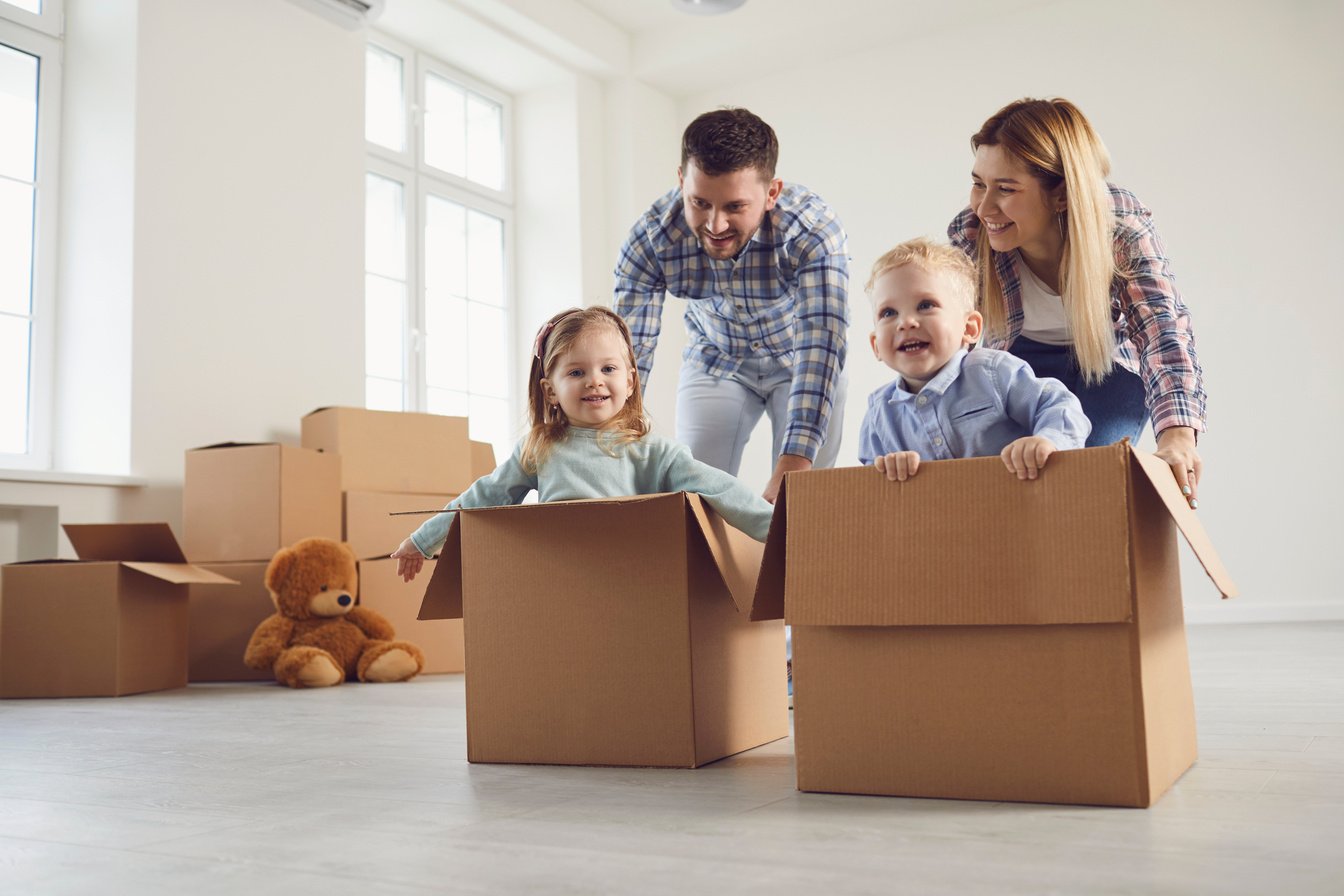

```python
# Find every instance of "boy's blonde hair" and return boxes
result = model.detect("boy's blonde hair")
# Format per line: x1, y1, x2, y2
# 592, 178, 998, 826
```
866, 238, 978, 313
519, 306, 650, 473
971, 97, 1116, 384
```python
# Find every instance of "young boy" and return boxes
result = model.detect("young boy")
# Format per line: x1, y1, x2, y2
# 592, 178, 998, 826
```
859, 237, 1090, 481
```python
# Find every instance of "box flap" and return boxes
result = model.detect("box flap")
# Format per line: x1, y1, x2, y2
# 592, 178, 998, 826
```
63, 523, 189, 563
782, 446, 1136, 627
416, 515, 464, 620
188, 441, 275, 451
747, 483, 789, 621
1128, 447, 1238, 599
123, 562, 240, 585
683, 494, 764, 616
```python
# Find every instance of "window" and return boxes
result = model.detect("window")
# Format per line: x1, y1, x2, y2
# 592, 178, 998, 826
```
364, 36, 514, 462
0, 3, 60, 469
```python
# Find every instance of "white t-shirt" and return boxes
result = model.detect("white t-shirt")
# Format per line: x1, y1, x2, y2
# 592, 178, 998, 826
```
1017, 255, 1072, 346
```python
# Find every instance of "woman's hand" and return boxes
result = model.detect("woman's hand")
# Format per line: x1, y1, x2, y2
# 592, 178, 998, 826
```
874, 451, 921, 481
1154, 426, 1201, 509
390, 538, 426, 583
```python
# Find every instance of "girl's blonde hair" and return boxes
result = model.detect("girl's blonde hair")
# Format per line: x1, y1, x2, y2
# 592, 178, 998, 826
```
972, 97, 1116, 384
519, 306, 650, 473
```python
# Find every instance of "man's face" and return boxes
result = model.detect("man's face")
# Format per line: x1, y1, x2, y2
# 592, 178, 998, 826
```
678, 160, 782, 260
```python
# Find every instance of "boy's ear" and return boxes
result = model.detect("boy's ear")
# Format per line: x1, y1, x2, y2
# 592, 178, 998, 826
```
963, 311, 984, 345
869, 331, 881, 359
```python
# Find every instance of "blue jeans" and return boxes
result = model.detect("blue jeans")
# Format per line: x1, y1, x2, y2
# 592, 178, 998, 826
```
1008, 337, 1149, 447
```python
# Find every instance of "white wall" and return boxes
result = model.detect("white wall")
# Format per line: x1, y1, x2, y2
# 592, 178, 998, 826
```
672, 0, 1343, 622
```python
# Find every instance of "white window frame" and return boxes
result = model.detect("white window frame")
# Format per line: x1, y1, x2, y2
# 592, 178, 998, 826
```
365, 33, 516, 444
0, 13, 61, 470
0, 0, 63, 40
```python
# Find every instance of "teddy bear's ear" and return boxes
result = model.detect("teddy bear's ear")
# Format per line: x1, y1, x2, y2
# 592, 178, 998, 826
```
265, 545, 296, 594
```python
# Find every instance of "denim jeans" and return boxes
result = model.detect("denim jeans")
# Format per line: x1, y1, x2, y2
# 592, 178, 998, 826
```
1007, 336, 1149, 447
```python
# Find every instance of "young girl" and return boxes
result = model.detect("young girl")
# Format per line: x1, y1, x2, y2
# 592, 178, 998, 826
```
390, 306, 774, 583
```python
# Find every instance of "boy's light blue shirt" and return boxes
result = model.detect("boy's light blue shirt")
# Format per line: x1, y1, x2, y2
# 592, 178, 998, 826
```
409, 427, 775, 557
857, 347, 1091, 465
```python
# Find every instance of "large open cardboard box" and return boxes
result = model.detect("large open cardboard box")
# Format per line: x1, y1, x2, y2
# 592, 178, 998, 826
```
418, 493, 787, 767
1, 524, 237, 698
750, 442, 1237, 807
183, 442, 341, 562
358, 557, 463, 674
302, 407, 472, 494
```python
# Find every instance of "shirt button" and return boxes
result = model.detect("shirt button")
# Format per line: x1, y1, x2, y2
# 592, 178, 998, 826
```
933, 436, 944, 446
736, 304, 745, 312
916, 396, 928, 406
751, 341, 761, 349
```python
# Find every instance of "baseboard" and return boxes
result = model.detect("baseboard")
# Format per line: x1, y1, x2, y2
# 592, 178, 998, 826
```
1185, 602, 1344, 625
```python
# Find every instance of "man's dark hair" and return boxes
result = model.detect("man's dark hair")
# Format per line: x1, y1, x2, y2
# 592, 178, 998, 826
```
680, 108, 778, 179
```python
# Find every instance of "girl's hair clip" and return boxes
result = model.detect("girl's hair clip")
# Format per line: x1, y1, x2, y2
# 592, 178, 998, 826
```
532, 321, 556, 360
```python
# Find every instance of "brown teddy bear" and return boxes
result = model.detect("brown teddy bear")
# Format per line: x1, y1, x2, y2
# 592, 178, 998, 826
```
244, 537, 424, 688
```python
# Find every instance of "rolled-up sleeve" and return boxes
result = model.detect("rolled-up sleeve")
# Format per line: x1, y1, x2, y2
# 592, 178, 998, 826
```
782, 226, 850, 461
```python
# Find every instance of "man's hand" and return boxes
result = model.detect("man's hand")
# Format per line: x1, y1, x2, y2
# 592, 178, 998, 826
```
390, 538, 426, 583
874, 451, 921, 481
1001, 436, 1056, 480
763, 453, 812, 504
1153, 425, 1201, 509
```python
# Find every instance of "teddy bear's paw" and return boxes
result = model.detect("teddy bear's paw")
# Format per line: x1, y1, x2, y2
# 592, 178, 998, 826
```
295, 652, 343, 688
360, 645, 423, 683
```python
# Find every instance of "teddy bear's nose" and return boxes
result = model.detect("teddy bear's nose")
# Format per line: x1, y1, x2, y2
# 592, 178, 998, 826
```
338, 594, 352, 607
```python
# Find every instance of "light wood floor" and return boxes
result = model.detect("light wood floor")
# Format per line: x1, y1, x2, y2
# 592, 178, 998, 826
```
2, 622, 1342, 895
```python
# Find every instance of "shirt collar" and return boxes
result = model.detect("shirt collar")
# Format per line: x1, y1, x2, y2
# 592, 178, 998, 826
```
887, 347, 970, 403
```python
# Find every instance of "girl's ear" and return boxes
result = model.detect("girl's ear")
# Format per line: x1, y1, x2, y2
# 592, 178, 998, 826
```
540, 378, 556, 405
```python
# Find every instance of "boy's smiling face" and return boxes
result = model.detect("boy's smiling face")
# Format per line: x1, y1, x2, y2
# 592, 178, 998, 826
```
869, 263, 982, 390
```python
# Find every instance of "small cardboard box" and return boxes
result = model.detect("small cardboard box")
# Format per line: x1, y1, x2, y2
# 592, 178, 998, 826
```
418, 493, 787, 767
358, 557, 463, 674
1, 524, 237, 698
344, 491, 458, 561
470, 440, 496, 480
187, 562, 274, 682
183, 442, 341, 562
751, 442, 1237, 808
302, 406, 472, 494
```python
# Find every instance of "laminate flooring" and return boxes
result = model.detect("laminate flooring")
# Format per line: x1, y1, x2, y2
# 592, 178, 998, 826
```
2, 622, 1342, 895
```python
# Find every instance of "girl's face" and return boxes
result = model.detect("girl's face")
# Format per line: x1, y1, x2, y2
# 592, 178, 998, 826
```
541, 326, 636, 429
969, 144, 1067, 264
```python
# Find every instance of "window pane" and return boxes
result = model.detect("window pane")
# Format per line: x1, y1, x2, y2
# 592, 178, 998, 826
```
365, 45, 405, 153
467, 394, 511, 463
1, 2, 42, 15
0, 178, 34, 316
465, 93, 503, 190
467, 302, 508, 398
424, 194, 466, 297
425, 290, 467, 390
365, 173, 405, 279
423, 73, 465, 178
466, 209, 504, 307
0, 42, 38, 183
365, 274, 404, 381
426, 387, 469, 417
0, 314, 30, 453
365, 376, 403, 412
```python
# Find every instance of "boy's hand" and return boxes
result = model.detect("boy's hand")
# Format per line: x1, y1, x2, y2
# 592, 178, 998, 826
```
1001, 436, 1055, 480
390, 538, 426, 583
874, 451, 921, 481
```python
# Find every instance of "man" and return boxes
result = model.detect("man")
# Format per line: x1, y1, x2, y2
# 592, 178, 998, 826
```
613, 108, 849, 503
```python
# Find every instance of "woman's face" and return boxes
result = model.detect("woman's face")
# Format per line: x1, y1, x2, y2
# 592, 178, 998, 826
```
969, 144, 1066, 264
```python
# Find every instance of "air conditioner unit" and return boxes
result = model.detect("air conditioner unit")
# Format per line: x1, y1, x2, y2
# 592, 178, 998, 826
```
286, 0, 386, 30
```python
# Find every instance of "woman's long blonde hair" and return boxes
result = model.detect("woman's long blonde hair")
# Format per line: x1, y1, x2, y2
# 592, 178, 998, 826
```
972, 98, 1116, 383
519, 306, 650, 473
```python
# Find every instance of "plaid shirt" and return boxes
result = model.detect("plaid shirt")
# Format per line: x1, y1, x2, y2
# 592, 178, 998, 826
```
948, 184, 1207, 435
613, 183, 850, 461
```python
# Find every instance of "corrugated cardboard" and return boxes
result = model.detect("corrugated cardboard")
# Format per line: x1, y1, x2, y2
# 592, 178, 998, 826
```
751, 442, 1236, 808
418, 493, 787, 767
183, 443, 341, 562
186, 562, 274, 682
469, 440, 496, 480
344, 491, 457, 561
1, 524, 237, 698
358, 557, 462, 674
301, 407, 472, 494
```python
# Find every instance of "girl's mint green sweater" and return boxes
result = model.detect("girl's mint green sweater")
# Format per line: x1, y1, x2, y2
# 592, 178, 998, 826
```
409, 427, 774, 557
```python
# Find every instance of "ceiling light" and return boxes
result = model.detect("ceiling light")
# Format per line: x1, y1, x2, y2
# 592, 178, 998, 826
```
670, 0, 748, 16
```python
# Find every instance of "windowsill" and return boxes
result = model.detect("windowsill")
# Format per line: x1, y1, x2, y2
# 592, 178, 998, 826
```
0, 468, 147, 487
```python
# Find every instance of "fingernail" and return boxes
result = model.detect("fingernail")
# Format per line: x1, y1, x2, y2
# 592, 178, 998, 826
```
1190, 499, 1199, 510
1182, 485, 1192, 496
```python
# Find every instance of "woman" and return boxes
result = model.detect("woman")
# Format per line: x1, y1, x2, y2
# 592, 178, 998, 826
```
949, 97, 1206, 506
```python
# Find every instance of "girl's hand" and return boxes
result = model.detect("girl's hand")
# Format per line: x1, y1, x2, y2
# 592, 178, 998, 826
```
1154, 426, 1201, 509
1001, 436, 1056, 480
874, 451, 921, 481
390, 538, 426, 583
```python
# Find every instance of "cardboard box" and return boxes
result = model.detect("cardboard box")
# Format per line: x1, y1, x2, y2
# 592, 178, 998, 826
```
302, 407, 472, 494
187, 562, 275, 682
358, 557, 463, 674
751, 442, 1237, 808
183, 442, 342, 562
470, 440, 496, 480
1, 524, 237, 698
418, 493, 787, 767
344, 491, 458, 561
